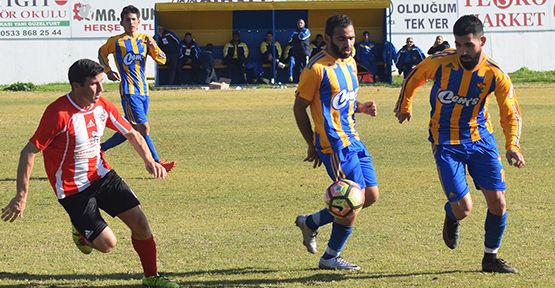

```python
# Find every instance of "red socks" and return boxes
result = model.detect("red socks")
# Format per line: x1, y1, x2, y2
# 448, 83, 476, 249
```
132, 236, 157, 277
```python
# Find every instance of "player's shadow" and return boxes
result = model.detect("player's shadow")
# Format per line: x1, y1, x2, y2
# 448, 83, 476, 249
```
0, 177, 48, 182
0, 268, 477, 287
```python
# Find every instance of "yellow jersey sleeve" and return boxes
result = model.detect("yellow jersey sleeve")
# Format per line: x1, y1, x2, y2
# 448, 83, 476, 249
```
144, 34, 166, 65
98, 36, 116, 74
296, 64, 322, 103
493, 71, 522, 151
396, 55, 437, 113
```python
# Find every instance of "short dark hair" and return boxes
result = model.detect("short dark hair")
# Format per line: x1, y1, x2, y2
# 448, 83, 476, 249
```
184, 32, 192, 37
325, 15, 353, 37
363, 31, 369, 36
120, 5, 140, 21
266, 31, 273, 35
68, 59, 104, 86
453, 15, 483, 37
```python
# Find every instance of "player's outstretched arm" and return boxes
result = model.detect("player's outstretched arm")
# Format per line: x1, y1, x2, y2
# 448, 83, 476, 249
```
293, 95, 322, 168
1, 143, 39, 222
506, 150, 525, 168
124, 129, 167, 179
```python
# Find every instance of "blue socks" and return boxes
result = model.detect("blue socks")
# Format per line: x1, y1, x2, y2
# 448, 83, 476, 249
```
143, 134, 160, 162
323, 222, 353, 259
305, 209, 334, 231
484, 210, 507, 254
444, 202, 458, 221
101, 132, 127, 152
101, 133, 160, 163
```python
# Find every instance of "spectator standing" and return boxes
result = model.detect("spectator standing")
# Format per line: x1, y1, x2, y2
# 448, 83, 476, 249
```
355, 31, 378, 77
428, 35, 451, 55
155, 25, 181, 85
289, 19, 311, 83
382, 40, 397, 83
395, 37, 425, 78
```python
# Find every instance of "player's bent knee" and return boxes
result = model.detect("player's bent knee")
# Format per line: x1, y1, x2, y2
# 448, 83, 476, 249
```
363, 186, 379, 208
450, 194, 473, 220
92, 235, 117, 253
483, 189, 506, 215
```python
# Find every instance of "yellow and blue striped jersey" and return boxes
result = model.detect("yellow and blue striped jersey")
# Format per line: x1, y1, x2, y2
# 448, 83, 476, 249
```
98, 33, 166, 96
297, 51, 360, 154
396, 49, 522, 151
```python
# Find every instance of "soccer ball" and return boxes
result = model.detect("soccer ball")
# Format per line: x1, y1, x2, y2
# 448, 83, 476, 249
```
324, 179, 364, 218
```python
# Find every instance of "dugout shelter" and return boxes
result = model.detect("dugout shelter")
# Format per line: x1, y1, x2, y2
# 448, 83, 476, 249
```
155, 0, 392, 86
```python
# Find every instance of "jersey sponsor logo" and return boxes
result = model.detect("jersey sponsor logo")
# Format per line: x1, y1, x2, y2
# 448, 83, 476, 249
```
123, 52, 144, 65
437, 90, 479, 107
332, 89, 358, 110
87, 119, 95, 128
477, 82, 487, 93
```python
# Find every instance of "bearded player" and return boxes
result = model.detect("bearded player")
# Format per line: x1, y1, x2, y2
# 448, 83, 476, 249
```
395, 15, 524, 273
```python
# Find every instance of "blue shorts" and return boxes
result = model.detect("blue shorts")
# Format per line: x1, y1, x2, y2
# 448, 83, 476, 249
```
433, 134, 506, 202
121, 94, 149, 125
317, 140, 378, 189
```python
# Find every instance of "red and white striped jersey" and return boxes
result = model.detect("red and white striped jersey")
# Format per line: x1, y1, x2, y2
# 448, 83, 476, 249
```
30, 94, 132, 199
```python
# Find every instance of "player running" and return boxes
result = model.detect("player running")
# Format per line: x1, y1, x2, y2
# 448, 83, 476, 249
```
1, 59, 179, 287
98, 5, 175, 172
394, 15, 525, 273
293, 15, 380, 270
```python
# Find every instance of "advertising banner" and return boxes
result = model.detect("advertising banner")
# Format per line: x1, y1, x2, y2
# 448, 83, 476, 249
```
0, 0, 170, 39
461, 0, 555, 32
389, 0, 555, 35
70, 0, 160, 38
0, 0, 71, 39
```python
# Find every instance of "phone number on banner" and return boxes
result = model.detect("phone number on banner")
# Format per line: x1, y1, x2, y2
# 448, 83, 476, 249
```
0, 28, 63, 38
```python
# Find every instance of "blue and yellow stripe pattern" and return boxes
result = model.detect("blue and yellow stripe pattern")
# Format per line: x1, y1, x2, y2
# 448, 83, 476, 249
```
99, 33, 166, 96
297, 51, 360, 154
396, 50, 522, 151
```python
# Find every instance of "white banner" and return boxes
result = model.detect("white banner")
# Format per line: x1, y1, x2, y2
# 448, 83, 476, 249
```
0, 0, 172, 39
0, 0, 71, 39
70, 0, 162, 38
389, 0, 555, 35
389, 1, 459, 34
461, 0, 555, 32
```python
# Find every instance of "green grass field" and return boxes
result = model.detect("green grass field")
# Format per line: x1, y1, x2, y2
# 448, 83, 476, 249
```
0, 85, 553, 287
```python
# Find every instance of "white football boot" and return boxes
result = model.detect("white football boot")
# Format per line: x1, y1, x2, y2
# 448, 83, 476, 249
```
295, 214, 318, 254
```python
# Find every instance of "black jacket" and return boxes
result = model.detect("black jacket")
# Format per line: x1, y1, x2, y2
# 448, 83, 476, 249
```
427, 41, 450, 55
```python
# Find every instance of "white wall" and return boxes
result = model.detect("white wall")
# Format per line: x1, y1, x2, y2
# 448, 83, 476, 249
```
2, 39, 156, 84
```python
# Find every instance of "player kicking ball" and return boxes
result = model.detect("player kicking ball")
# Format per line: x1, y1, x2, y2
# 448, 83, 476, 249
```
395, 15, 525, 273
293, 15, 380, 270
1, 59, 179, 287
